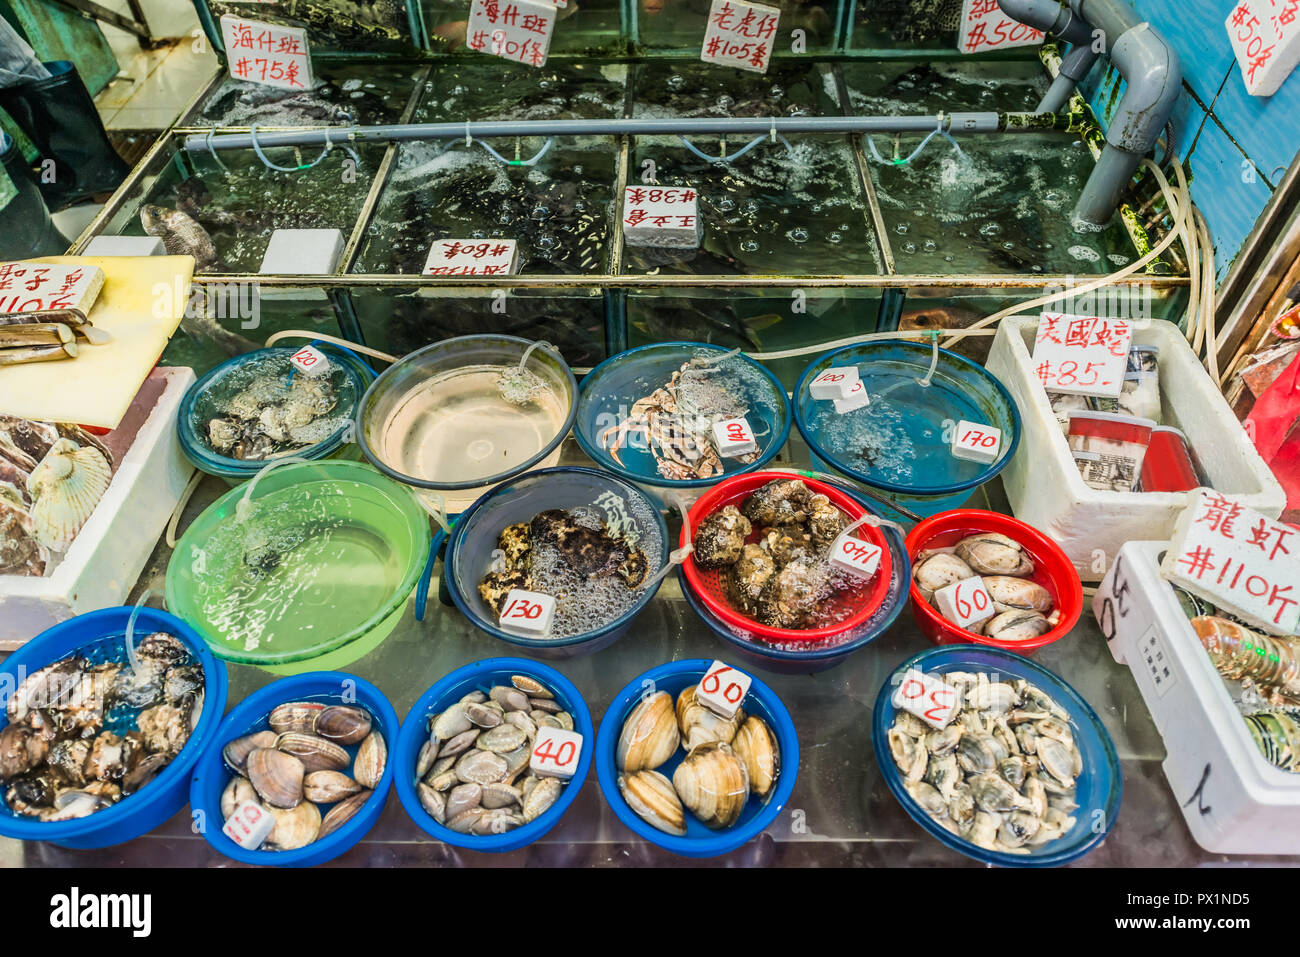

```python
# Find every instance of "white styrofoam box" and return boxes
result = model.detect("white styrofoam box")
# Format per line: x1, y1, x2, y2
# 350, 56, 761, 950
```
809, 366, 859, 400
696, 660, 751, 718
498, 588, 556, 637
259, 229, 345, 275
81, 236, 166, 258
987, 316, 1285, 582
832, 378, 870, 414
0, 367, 197, 649
1225, 0, 1300, 97
530, 726, 583, 778
1096, 540, 1300, 854
290, 344, 331, 378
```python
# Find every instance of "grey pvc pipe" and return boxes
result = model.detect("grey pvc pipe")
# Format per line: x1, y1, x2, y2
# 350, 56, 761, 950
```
1037, 43, 1100, 113
998, 0, 1094, 45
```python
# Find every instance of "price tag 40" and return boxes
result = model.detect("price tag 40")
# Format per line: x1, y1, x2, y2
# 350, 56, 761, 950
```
290, 345, 330, 377
892, 669, 959, 730
530, 725, 583, 779
809, 366, 860, 401
829, 533, 882, 579
697, 660, 751, 718
711, 417, 758, 457
498, 589, 556, 638
934, 575, 996, 631
222, 800, 273, 849
951, 420, 1002, 464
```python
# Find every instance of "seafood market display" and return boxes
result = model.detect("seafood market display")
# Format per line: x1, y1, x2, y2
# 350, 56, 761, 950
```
1, 632, 205, 821
0, 416, 114, 576
413, 675, 574, 834
913, 532, 1059, 641
887, 671, 1081, 853
615, 685, 780, 834
220, 700, 384, 851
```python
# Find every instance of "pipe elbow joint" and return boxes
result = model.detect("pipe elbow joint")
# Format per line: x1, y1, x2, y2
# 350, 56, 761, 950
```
997, 0, 1094, 45
1107, 22, 1183, 153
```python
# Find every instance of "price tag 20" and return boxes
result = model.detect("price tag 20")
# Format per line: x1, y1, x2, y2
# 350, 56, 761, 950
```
530, 725, 583, 778
290, 345, 330, 377
809, 366, 860, 401
951, 420, 1002, 464
892, 668, 959, 730
696, 660, 751, 718
934, 575, 996, 631
498, 589, 556, 638
222, 800, 273, 849
1032, 312, 1133, 399
711, 417, 758, 457
829, 533, 882, 579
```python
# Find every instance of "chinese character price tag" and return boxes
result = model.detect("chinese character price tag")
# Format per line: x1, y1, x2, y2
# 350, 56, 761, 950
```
957, 0, 1044, 53
530, 726, 583, 778
222, 800, 273, 849
467, 0, 556, 68
0, 262, 104, 317
622, 185, 701, 248
697, 660, 751, 718
809, 366, 860, 401
951, 420, 1002, 464
711, 417, 757, 457
1226, 0, 1300, 96
1031, 312, 1133, 398
290, 345, 330, 377
498, 589, 556, 637
1161, 490, 1300, 636
220, 15, 312, 91
829, 533, 882, 579
934, 576, 996, 631
892, 669, 959, 730
423, 239, 518, 276
700, 0, 780, 73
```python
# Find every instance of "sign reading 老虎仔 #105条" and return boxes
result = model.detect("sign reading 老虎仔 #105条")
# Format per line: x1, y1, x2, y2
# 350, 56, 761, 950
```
220, 15, 313, 91
701, 0, 780, 74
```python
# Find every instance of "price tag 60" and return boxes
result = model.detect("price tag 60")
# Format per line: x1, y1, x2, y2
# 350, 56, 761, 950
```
934, 575, 996, 631
711, 417, 758, 457
530, 726, 583, 779
290, 345, 330, 377
833, 378, 870, 414
697, 660, 751, 718
892, 669, 959, 730
951, 420, 1002, 464
829, 534, 882, 579
809, 366, 860, 401
222, 800, 273, 849
498, 589, 556, 638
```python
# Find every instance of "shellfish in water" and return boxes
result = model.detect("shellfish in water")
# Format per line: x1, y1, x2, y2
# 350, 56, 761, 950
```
25, 438, 111, 551
953, 533, 1034, 577
731, 715, 779, 799
672, 741, 750, 830
617, 690, 680, 772
619, 769, 687, 836
676, 685, 744, 752
265, 800, 321, 851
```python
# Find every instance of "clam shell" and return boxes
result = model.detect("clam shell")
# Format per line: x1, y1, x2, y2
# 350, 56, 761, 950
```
354, 731, 386, 789
276, 732, 349, 773
245, 747, 304, 809
953, 533, 1034, 577
521, 776, 562, 823
445, 782, 482, 820
616, 691, 679, 772
505, 711, 538, 740
447, 807, 485, 833
511, 675, 552, 699
474, 808, 524, 835
455, 748, 508, 785
619, 769, 687, 836
432, 704, 472, 739
672, 742, 750, 830
675, 686, 744, 752
490, 685, 530, 712
480, 782, 522, 809
478, 724, 527, 754
221, 777, 258, 820
25, 439, 110, 552
417, 783, 446, 824
731, 716, 780, 799
222, 730, 278, 776
265, 800, 321, 851
981, 576, 1053, 614
464, 702, 503, 728
316, 705, 371, 745
303, 770, 362, 804
981, 610, 1053, 642
415, 739, 438, 779
318, 789, 371, 839
913, 552, 976, 601
437, 728, 481, 758
528, 697, 562, 714
269, 702, 324, 735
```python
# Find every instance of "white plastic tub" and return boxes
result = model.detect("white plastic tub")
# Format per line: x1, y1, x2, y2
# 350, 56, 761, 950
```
0, 367, 196, 648
987, 316, 1285, 581
1096, 540, 1300, 855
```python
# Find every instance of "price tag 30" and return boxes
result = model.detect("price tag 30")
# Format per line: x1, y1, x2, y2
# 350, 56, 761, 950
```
530, 725, 583, 779
498, 589, 556, 638
833, 379, 870, 414
892, 668, 959, 730
222, 800, 273, 849
829, 533, 882, 579
1032, 312, 1133, 398
711, 417, 758, 457
696, 660, 751, 718
934, 575, 996, 631
290, 345, 330, 377
809, 366, 859, 401
951, 420, 1002, 464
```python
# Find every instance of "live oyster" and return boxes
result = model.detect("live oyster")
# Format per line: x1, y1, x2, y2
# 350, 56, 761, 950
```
694, 505, 751, 568
726, 543, 775, 614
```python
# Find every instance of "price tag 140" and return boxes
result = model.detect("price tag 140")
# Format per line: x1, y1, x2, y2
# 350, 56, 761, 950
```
290, 345, 330, 377
498, 589, 556, 638
809, 366, 859, 401
934, 575, 996, 631
222, 800, 273, 849
1031, 312, 1133, 399
829, 533, 882, 579
530, 725, 583, 779
951, 420, 1002, 464
697, 660, 751, 718
892, 668, 960, 730
711, 417, 758, 457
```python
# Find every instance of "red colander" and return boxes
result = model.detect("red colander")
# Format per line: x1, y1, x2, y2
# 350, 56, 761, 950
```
680, 471, 893, 643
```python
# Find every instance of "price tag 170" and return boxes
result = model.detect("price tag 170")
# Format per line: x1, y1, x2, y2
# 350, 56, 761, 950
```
829, 533, 882, 579
892, 669, 959, 730
290, 345, 330, 377
222, 800, 273, 849
1031, 312, 1132, 398
934, 575, 996, 631
530, 725, 583, 779
498, 589, 556, 638
809, 366, 859, 401
697, 660, 751, 718
711, 416, 758, 457
951, 420, 1001, 464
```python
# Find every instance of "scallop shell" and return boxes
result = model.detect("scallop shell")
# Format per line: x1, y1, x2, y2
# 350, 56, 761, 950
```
616, 691, 679, 772
672, 742, 750, 830
25, 438, 110, 551
676, 686, 744, 752
619, 769, 687, 836
354, 731, 387, 790
265, 800, 321, 851
731, 715, 780, 799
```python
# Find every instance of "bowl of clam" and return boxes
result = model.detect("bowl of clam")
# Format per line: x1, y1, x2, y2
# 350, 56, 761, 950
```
904, 509, 1082, 653
595, 659, 799, 858
394, 658, 594, 853
873, 645, 1121, 867
190, 672, 397, 867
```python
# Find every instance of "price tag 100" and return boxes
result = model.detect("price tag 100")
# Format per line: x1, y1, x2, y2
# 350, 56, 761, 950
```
809, 366, 860, 401
696, 660, 751, 718
1031, 312, 1133, 399
711, 417, 758, 457
934, 575, 996, 631
290, 345, 330, 377
951, 420, 1002, 464
829, 534, 882, 579
892, 669, 959, 730
530, 726, 583, 779
222, 800, 273, 849
498, 589, 556, 638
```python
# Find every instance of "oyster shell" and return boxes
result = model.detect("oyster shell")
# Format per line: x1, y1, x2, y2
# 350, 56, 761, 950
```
616, 691, 679, 772
953, 533, 1034, 577
726, 543, 775, 614
676, 685, 744, 752
672, 742, 750, 830
731, 715, 780, 799
0, 483, 47, 576
354, 730, 386, 789
246, 747, 305, 809
618, 769, 687, 836
693, 505, 751, 568
25, 439, 111, 551
265, 800, 321, 851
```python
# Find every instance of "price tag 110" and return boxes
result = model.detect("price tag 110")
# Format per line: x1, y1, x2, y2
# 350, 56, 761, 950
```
934, 575, 996, 631
697, 660, 751, 718
222, 800, 273, 849
498, 589, 556, 638
892, 668, 959, 730
1031, 312, 1132, 398
530, 725, 583, 779
809, 366, 859, 401
290, 345, 330, 377
711, 416, 758, 457
829, 533, 882, 579
951, 420, 1001, 464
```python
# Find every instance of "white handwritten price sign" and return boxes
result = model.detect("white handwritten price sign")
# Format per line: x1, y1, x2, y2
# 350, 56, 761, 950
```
934, 576, 996, 631
290, 345, 330, 377
423, 239, 518, 277
892, 668, 959, 730
498, 589, 556, 637
622, 185, 701, 248
1160, 490, 1300, 636
711, 417, 757, 457
700, 0, 780, 73
809, 366, 860, 401
951, 420, 1002, 464
220, 15, 312, 91
697, 660, 751, 718
1226, 0, 1300, 96
222, 800, 273, 849
530, 725, 583, 778
829, 533, 882, 579
0, 262, 103, 317
1031, 312, 1132, 398
467, 0, 556, 68
957, 0, 1044, 53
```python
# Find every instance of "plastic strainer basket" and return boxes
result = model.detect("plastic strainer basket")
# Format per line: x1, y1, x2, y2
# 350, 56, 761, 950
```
681, 471, 893, 642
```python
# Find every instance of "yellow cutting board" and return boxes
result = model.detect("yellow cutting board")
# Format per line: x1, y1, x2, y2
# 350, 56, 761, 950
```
0, 255, 193, 430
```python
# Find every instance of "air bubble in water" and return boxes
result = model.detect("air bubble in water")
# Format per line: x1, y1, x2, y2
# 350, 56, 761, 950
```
769, 85, 784, 99
667, 74, 686, 91
717, 94, 735, 111
740, 239, 760, 252
979, 222, 1001, 236
895, 223, 909, 235
923, 239, 937, 252
787, 227, 809, 244
828, 232, 843, 244
902, 241, 917, 254
717, 196, 736, 212
531, 205, 549, 221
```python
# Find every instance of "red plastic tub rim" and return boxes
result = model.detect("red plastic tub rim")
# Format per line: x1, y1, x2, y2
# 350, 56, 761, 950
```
903, 508, 1083, 653
680, 470, 893, 642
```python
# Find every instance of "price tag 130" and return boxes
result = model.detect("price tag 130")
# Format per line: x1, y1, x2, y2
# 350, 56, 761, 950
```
697, 660, 751, 718
1031, 312, 1132, 398
711, 417, 758, 457
222, 800, 273, 849
530, 725, 583, 778
934, 575, 996, 631
498, 589, 556, 638
290, 345, 330, 377
829, 533, 882, 579
809, 366, 859, 401
951, 420, 1001, 464
892, 668, 959, 730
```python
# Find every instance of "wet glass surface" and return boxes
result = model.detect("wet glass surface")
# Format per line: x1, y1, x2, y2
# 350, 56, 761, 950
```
631, 0, 839, 55
414, 59, 627, 122
419, 0, 627, 56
